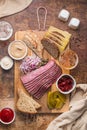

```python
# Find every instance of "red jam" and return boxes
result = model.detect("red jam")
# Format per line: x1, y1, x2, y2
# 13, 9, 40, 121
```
0, 108, 14, 123
58, 75, 73, 92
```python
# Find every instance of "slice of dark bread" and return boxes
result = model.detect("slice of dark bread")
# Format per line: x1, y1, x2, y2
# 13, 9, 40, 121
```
41, 26, 71, 58
41, 37, 60, 59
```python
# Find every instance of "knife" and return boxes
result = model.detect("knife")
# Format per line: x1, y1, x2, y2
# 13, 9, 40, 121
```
23, 35, 48, 64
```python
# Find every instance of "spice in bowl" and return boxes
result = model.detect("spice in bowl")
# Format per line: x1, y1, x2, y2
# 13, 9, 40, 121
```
0, 108, 15, 125
56, 74, 76, 94
0, 21, 13, 41
8, 40, 28, 60
59, 49, 79, 70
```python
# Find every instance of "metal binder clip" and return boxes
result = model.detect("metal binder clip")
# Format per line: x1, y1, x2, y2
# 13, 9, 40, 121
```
37, 6, 47, 31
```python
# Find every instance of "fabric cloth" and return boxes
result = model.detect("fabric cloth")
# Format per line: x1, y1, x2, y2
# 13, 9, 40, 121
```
46, 84, 87, 130
0, 0, 33, 18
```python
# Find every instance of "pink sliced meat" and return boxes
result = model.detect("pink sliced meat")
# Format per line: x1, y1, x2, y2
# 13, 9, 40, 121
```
27, 65, 60, 94
33, 69, 61, 96
24, 63, 58, 89
21, 60, 55, 83
27, 69, 59, 95
33, 71, 61, 99
21, 60, 62, 99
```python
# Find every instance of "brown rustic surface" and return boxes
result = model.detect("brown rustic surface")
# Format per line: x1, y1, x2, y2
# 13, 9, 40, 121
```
0, 0, 87, 130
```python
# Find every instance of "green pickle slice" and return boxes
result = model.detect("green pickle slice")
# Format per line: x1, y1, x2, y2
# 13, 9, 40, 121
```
47, 91, 66, 109
47, 92, 56, 109
53, 91, 66, 103
55, 99, 64, 109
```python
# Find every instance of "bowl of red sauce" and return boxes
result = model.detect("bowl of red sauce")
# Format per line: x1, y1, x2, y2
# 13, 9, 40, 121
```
56, 74, 76, 94
0, 108, 15, 125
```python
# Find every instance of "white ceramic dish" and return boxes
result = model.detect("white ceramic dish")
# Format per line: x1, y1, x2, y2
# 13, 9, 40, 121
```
8, 40, 28, 60
0, 21, 13, 41
56, 74, 76, 94
59, 49, 79, 70
0, 108, 15, 125
0, 56, 13, 70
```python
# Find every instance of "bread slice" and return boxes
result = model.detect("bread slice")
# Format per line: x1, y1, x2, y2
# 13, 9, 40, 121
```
17, 96, 37, 114
16, 89, 41, 114
28, 97, 41, 109
41, 37, 59, 59
41, 26, 71, 57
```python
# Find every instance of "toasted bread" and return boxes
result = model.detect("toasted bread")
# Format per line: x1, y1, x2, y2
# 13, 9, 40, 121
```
16, 89, 41, 114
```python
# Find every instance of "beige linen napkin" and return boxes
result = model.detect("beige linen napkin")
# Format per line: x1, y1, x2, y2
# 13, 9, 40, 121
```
46, 84, 87, 130
0, 0, 32, 18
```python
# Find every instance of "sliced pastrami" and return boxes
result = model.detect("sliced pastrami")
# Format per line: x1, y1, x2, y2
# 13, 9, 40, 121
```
21, 60, 55, 83
21, 60, 62, 99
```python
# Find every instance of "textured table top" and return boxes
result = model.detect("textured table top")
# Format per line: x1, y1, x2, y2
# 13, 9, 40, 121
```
0, 0, 87, 130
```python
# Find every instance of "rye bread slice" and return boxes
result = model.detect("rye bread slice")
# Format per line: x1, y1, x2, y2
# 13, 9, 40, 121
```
41, 37, 60, 59
16, 89, 41, 114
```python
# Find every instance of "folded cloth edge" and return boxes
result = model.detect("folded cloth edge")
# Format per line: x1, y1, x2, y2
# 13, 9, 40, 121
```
0, 0, 33, 18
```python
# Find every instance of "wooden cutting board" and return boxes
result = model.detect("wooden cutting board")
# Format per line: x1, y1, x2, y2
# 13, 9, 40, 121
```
14, 30, 69, 113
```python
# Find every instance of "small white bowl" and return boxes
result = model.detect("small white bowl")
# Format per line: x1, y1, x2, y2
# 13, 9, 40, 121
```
8, 40, 28, 60
0, 108, 15, 125
59, 49, 79, 70
0, 21, 13, 41
56, 74, 76, 94
0, 56, 13, 70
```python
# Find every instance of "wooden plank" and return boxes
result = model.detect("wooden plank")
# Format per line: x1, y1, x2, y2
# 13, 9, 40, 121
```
14, 30, 69, 113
